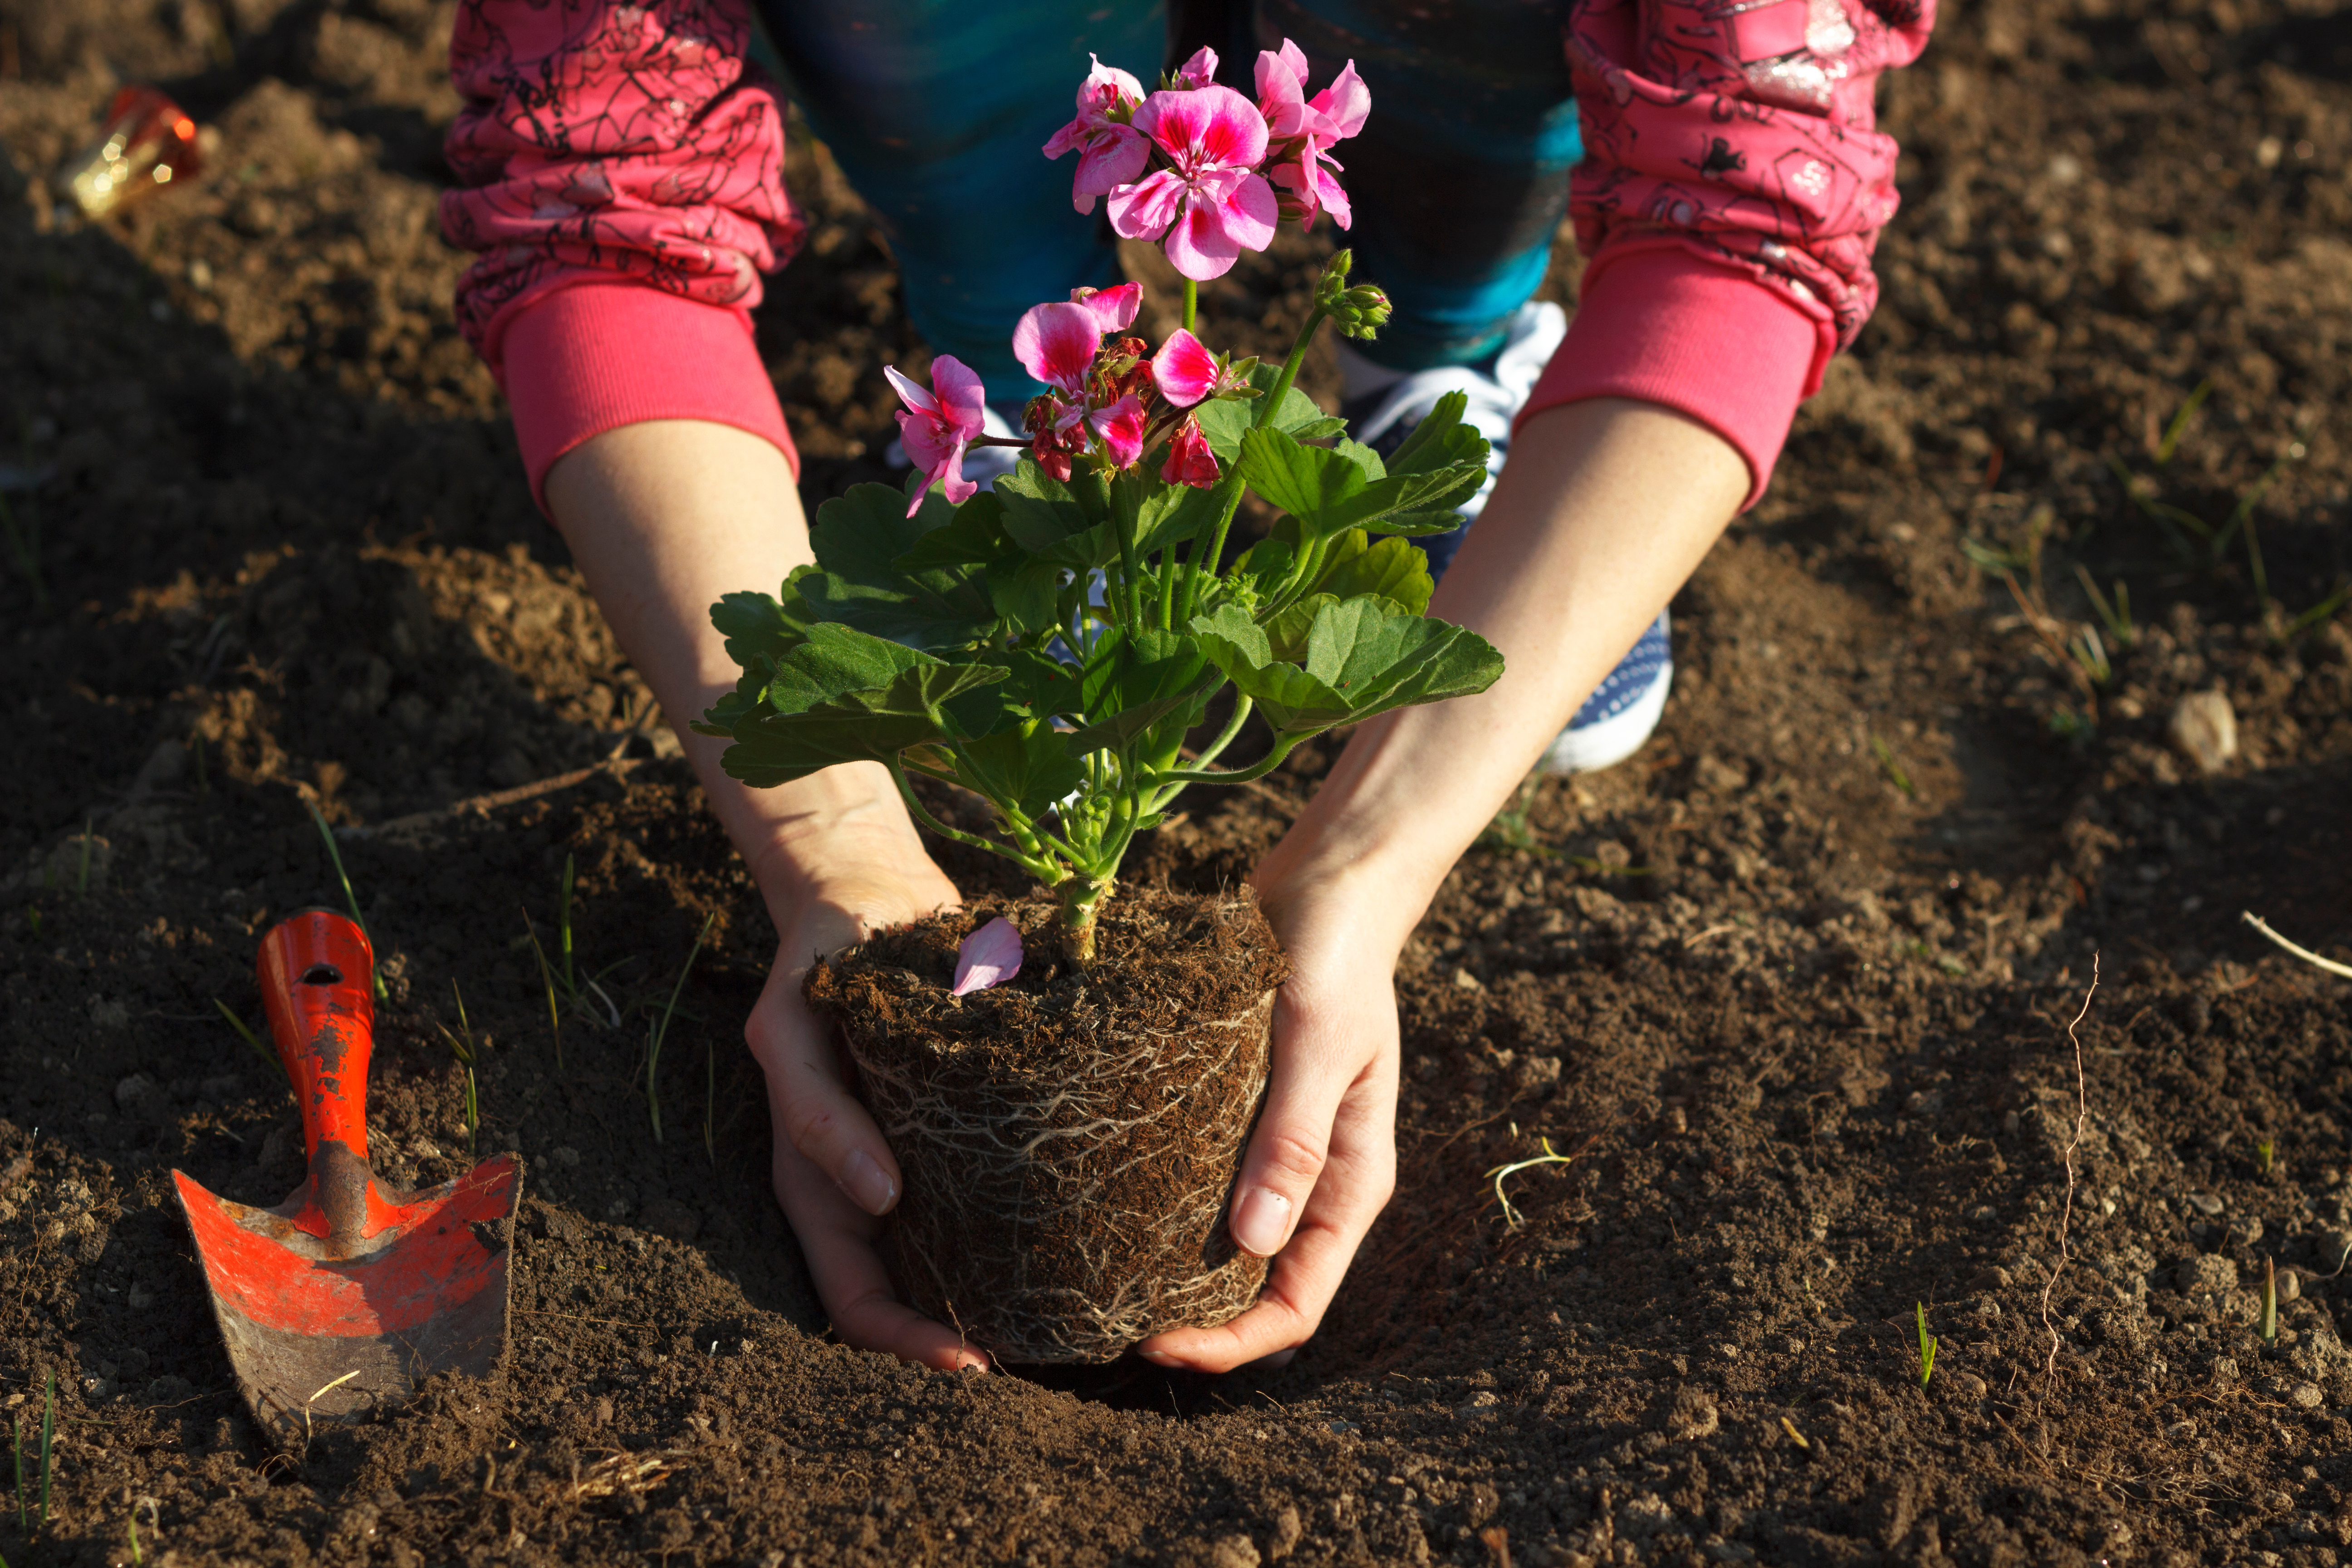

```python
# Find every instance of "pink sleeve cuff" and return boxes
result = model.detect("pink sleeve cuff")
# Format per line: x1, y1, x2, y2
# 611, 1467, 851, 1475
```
500, 283, 800, 514
1519, 245, 1832, 510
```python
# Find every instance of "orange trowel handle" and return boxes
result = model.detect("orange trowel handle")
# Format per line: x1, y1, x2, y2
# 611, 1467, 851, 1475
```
257, 910, 376, 1168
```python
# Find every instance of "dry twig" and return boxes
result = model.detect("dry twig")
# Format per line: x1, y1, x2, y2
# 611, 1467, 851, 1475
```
2242, 911, 2352, 980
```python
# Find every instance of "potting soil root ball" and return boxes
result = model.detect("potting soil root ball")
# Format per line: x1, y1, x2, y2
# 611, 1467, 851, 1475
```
807, 887, 1289, 1364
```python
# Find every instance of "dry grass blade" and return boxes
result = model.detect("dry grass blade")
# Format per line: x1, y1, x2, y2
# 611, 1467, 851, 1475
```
567, 1450, 680, 1501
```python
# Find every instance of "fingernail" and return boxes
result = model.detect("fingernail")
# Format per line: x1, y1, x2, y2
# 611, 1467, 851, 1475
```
838, 1148, 897, 1215
1233, 1187, 1291, 1257
1138, 1350, 1180, 1367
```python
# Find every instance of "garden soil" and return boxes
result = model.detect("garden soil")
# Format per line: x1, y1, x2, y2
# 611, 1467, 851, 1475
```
2, 0, 2351, 1562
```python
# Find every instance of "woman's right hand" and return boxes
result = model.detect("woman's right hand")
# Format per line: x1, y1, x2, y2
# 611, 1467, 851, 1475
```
745, 848, 988, 1371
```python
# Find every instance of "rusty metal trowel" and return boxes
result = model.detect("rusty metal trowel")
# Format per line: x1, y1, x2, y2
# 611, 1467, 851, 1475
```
174, 910, 522, 1447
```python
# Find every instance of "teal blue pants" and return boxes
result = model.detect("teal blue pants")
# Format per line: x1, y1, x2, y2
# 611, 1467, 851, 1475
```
756, 0, 1582, 392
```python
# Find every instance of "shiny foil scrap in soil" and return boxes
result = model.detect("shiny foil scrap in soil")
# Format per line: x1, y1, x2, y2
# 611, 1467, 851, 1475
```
65, 86, 203, 217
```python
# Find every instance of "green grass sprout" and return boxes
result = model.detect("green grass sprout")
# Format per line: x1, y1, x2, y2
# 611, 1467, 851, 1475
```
1483, 1136, 1577, 1229
2263, 1257, 2279, 1343
304, 801, 385, 1000
646, 912, 716, 1145
127, 1507, 142, 1565
2291, 585, 2349, 639
1869, 735, 1915, 797
1476, 774, 1555, 857
435, 981, 482, 1156
0, 490, 45, 611
1915, 1302, 1938, 1391
39, 1369, 54, 1528
2257, 1137, 2276, 1176
213, 998, 284, 1081
2153, 377, 2212, 465
2073, 564, 2135, 649
520, 911, 564, 1070
558, 854, 578, 998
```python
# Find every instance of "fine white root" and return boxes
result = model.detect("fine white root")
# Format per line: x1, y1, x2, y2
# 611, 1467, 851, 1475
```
848, 989, 1274, 1364
2042, 956, 2098, 1382
2243, 911, 2352, 980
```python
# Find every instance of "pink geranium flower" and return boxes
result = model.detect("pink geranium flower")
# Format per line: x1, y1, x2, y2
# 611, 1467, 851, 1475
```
1161, 416, 1220, 489
1068, 281, 1142, 335
1107, 86, 1278, 281
1042, 55, 1149, 215
1254, 44, 1367, 229
884, 356, 987, 516
1012, 284, 1145, 397
1148, 328, 1221, 407
1089, 394, 1149, 468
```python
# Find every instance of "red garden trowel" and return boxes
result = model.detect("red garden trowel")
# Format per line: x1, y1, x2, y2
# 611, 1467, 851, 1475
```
174, 910, 523, 1447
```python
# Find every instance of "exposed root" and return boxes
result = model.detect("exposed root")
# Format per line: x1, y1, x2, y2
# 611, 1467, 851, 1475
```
2043, 956, 2098, 1382
846, 990, 1274, 1363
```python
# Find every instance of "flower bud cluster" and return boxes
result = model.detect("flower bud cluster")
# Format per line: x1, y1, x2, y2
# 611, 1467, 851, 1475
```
1313, 250, 1392, 340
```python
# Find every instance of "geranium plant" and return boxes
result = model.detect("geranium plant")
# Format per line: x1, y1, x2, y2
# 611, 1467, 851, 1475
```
696, 44, 1502, 961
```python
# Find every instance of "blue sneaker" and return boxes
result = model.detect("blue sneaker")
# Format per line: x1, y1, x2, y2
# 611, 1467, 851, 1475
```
1539, 611, 1673, 775
1339, 303, 1671, 774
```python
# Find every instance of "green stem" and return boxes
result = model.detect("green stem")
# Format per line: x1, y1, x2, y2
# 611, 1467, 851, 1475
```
1177, 304, 1333, 624
1152, 696, 1254, 813
1178, 472, 1250, 624
1259, 306, 1326, 427
887, 762, 1058, 882
1181, 277, 1197, 335
1150, 732, 1303, 790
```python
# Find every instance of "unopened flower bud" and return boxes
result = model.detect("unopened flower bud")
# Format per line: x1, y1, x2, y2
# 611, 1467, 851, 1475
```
1327, 281, 1391, 339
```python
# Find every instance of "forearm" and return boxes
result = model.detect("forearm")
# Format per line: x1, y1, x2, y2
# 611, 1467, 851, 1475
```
1254, 397, 1747, 948
543, 420, 934, 904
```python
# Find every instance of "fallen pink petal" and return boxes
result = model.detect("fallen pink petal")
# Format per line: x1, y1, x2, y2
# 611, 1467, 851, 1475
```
952, 917, 1024, 996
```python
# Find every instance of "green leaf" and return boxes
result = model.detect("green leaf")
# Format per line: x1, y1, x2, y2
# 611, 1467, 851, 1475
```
710, 579, 814, 669
889, 491, 1010, 569
941, 727, 1087, 821
995, 460, 1119, 567
1263, 593, 1337, 663
1068, 625, 1213, 756
1383, 390, 1492, 477
1113, 470, 1224, 558
715, 624, 1007, 787
1364, 510, 1471, 538
1190, 598, 1501, 738
802, 484, 1000, 649
984, 558, 1063, 636
1311, 532, 1434, 616
1239, 427, 1486, 540
1191, 363, 1343, 462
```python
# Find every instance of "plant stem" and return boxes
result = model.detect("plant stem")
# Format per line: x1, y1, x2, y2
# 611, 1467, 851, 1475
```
1056, 873, 1112, 963
1151, 732, 1302, 789
887, 762, 1057, 881
558, 854, 577, 999
306, 803, 386, 1000
1259, 306, 1327, 428
1181, 277, 1197, 334
39, 1370, 53, 1529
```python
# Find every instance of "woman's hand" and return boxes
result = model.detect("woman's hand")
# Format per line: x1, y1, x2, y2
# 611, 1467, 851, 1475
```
1133, 858, 1402, 1373
745, 848, 989, 1370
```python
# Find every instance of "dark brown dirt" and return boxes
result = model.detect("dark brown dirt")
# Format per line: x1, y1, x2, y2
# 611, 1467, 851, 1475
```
809, 889, 1287, 1364
2, 0, 2351, 1563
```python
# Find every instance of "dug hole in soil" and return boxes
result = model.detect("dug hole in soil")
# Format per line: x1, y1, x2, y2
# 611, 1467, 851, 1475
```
1, 0, 2350, 1562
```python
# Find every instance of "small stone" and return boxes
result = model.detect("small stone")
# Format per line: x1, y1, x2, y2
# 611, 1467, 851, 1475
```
551, 1145, 583, 1167
1661, 1389, 1720, 1440
2185, 1192, 2224, 1216
1948, 1372, 1987, 1398
1966, 1266, 2014, 1292
1452, 967, 1484, 991
2278, 1270, 2302, 1303
2176, 1255, 2237, 1294
1210, 1533, 1261, 1568
1266, 1504, 1303, 1561
2163, 1419, 2196, 1440
2167, 691, 2238, 775
2288, 1382, 2324, 1409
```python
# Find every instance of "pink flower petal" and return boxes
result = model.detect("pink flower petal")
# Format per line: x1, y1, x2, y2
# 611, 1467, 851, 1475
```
1162, 172, 1278, 281
1133, 85, 1269, 175
1106, 167, 1185, 241
1254, 43, 1311, 138
883, 363, 938, 420
1308, 61, 1370, 143
951, 916, 1023, 995
1089, 393, 1149, 468
1010, 302, 1103, 394
1070, 280, 1142, 334
926, 355, 989, 440
1173, 44, 1219, 88
1150, 328, 1220, 407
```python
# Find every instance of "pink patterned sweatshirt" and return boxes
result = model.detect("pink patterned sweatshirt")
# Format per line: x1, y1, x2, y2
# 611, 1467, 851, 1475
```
441, 0, 1934, 511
